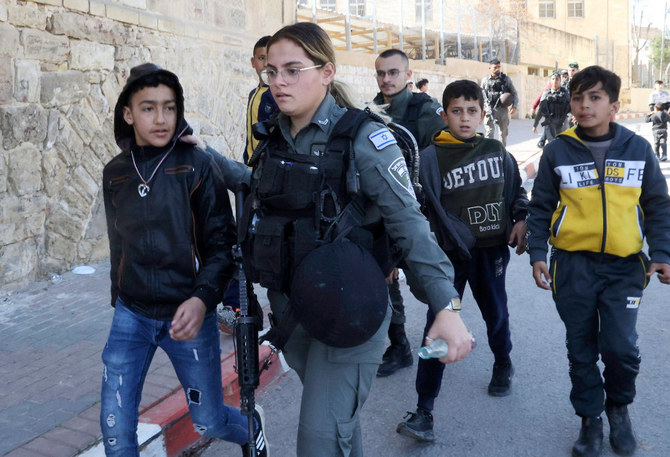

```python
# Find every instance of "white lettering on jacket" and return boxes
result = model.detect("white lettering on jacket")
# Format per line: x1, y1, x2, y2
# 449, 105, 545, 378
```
443, 156, 502, 190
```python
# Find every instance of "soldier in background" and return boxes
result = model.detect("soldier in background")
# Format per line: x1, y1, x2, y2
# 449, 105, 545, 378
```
481, 59, 518, 146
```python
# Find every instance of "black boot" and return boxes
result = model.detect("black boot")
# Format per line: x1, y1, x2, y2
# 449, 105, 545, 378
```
572, 416, 603, 457
377, 323, 412, 377
606, 400, 636, 456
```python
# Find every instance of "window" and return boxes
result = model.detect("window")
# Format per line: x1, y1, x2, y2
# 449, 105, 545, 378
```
415, 0, 433, 22
349, 0, 365, 16
568, 1, 584, 18
539, 0, 555, 18
320, 0, 336, 11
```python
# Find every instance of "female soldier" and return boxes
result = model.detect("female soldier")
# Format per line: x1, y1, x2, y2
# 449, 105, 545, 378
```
208, 22, 473, 456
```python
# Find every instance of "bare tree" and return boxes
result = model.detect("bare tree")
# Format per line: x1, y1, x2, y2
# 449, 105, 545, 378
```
475, 0, 528, 64
631, 0, 652, 86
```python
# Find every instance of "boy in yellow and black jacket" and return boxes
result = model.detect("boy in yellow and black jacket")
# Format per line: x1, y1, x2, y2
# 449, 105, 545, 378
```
527, 66, 670, 457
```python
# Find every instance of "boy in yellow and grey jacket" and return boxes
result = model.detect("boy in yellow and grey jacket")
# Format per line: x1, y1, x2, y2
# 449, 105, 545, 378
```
527, 66, 670, 457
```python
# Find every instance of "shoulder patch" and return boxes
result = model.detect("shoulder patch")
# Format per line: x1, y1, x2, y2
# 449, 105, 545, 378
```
369, 128, 397, 150
436, 106, 444, 116
388, 156, 416, 198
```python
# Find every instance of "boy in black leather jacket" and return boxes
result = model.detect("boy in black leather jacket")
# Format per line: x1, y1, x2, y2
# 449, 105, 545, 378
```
100, 63, 268, 457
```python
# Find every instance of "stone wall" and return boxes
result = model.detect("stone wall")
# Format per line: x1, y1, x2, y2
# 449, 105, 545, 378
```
0, 0, 634, 288
519, 21, 595, 70
0, 0, 291, 287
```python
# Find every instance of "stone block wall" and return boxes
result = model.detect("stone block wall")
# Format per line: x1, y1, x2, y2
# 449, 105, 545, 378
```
0, 0, 290, 287
0, 0, 633, 288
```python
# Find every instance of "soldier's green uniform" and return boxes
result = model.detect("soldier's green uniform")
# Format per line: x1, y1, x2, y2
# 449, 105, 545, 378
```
219, 93, 458, 456
373, 87, 445, 150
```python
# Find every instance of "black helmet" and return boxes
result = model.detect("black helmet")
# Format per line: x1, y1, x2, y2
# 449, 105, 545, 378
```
290, 240, 388, 348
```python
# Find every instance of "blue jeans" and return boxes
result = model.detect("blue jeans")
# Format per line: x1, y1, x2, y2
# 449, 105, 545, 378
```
100, 299, 248, 456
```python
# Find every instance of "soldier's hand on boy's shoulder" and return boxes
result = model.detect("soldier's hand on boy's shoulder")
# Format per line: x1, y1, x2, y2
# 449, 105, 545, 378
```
647, 262, 670, 285
508, 220, 527, 255
532, 261, 552, 290
169, 297, 207, 341
180, 134, 206, 150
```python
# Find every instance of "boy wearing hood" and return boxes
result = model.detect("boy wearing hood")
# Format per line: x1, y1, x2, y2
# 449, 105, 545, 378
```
528, 66, 670, 457
101, 63, 268, 457
397, 79, 528, 442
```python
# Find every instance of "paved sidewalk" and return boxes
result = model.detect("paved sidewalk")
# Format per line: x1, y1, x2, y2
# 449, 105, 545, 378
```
0, 262, 282, 457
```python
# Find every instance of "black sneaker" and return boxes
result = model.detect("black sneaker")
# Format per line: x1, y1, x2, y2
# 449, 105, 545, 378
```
242, 405, 269, 457
396, 408, 435, 442
488, 361, 514, 397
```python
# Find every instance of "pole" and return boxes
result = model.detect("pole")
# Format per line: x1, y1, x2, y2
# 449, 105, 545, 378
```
457, 1, 462, 59
345, 0, 351, 51
489, 17, 493, 61
421, 0, 426, 60
473, 10, 478, 61
661, 0, 667, 81
440, 0, 444, 63
399, 0, 404, 52
373, 0, 378, 54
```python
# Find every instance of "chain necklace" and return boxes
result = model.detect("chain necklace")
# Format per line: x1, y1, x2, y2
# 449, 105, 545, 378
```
131, 146, 173, 197
129, 126, 188, 197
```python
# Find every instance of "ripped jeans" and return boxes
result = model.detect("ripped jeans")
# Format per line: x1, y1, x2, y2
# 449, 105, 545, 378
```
100, 299, 248, 456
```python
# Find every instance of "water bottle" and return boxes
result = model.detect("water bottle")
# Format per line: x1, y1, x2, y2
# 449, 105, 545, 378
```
418, 335, 476, 359
418, 338, 449, 359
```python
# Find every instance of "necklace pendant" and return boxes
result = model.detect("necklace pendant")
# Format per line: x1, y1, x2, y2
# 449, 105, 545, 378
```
138, 183, 150, 197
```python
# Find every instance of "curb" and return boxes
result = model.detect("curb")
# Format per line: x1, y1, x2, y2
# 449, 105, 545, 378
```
518, 149, 543, 183
615, 112, 647, 120
77, 344, 286, 457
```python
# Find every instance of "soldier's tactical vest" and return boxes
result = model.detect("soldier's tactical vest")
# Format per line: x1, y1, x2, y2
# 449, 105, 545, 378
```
543, 88, 570, 121
485, 74, 508, 108
241, 108, 396, 294
400, 91, 432, 142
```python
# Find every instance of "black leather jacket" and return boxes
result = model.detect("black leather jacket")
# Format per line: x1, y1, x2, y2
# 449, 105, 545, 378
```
103, 139, 236, 320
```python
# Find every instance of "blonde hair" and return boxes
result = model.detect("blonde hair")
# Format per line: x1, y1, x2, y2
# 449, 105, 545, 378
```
267, 22, 388, 120
266, 23, 350, 109
267, 22, 335, 72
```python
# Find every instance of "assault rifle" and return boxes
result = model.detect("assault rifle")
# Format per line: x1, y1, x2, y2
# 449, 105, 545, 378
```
233, 184, 260, 457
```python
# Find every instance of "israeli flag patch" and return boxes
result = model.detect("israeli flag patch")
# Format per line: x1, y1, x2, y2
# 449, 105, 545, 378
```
369, 128, 397, 150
